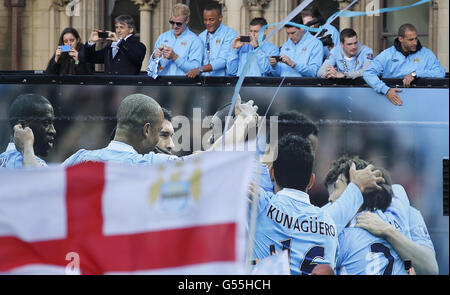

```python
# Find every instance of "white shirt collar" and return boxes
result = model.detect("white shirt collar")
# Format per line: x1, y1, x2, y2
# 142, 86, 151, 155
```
106, 140, 138, 154
6, 142, 17, 152
124, 34, 133, 41
278, 188, 311, 205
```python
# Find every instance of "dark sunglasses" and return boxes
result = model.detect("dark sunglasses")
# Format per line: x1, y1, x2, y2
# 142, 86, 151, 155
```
169, 20, 184, 27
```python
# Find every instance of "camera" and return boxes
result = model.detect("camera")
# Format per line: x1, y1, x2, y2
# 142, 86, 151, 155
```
239, 36, 251, 43
271, 56, 281, 62
319, 34, 334, 48
60, 45, 71, 52
98, 31, 109, 39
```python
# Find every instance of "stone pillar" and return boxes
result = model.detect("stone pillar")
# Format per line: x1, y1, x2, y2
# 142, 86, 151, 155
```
245, 0, 272, 20
223, 0, 241, 34
5, 0, 26, 70
336, 0, 351, 31
53, 0, 71, 31
132, 0, 159, 71
436, 0, 449, 71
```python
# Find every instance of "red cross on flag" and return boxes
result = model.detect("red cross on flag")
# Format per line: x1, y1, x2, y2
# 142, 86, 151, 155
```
0, 151, 254, 275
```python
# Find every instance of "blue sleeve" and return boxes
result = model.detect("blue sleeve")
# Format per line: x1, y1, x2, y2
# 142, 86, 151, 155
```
330, 25, 340, 47
409, 206, 436, 252
270, 62, 281, 77
256, 187, 274, 215
416, 49, 446, 78
293, 40, 323, 77
324, 183, 363, 235
226, 48, 239, 76
211, 30, 238, 72
363, 52, 391, 95
174, 37, 203, 73
336, 231, 349, 273
256, 45, 279, 76
317, 51, 336, 78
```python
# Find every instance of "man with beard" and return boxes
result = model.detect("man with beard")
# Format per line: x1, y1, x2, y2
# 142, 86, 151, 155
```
364, 24, 445, 106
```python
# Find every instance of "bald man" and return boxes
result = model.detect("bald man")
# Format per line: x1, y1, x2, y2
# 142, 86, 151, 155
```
60, 93, 257, 166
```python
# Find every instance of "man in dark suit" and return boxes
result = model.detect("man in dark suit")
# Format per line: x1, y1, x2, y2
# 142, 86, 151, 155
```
85, 15, 146, 75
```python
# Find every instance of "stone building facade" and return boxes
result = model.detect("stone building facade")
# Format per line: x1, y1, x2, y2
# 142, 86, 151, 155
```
0, 0, 448, 72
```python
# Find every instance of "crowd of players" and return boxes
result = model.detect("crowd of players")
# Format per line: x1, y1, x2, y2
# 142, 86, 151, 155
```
45, 3, 446, 106
0, 89, 440, 275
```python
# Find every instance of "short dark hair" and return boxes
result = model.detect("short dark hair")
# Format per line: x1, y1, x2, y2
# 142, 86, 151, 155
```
161, 107, 172, 121
273, 134, 314, 191
324, 155, 393, 212
114, 15, 136, 32
285, 13, 303, 28
277, 111, 319, 138
250, 17, 267, 27
340, 28, 357, 43
8, 93, 52, 131
204, 2, 222, 16
398, 24, 416, 37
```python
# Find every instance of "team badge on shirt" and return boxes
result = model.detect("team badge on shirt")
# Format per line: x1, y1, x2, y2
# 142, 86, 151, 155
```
302, 47, 307, 53
413, 57, 420, 63
216, 39, 221, 44
181, 42, 187, 47
367, 53, 374, 60
148, 160, 202, 213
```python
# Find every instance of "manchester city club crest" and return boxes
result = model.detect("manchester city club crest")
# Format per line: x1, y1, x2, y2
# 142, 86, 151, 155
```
148, 160, 202, 214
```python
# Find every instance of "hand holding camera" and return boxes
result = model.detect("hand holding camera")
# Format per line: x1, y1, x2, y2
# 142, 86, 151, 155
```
232, 36, 244, 50
68, 47, 79, 62
269, 56, 281, 66
153, 45, 164, 59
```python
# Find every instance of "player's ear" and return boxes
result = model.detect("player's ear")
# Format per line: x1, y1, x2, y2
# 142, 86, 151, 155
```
142, 122, 151, 138
269, 164, 275, 183
306, 172, 315, 192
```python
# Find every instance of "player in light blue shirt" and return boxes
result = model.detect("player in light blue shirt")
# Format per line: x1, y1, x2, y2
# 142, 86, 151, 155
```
324, 156, 409, 275
226, 17, 279, 77
318, 28, 374, 79
146, 4, 203, 78
364, 24, 445, 106
269, 15, 323, 77
258, 111, 320, 193
300, 9, 340, 60
355, 184, 439, 275
0, 94, 56, 168
252, 134, 384, 275
186, 3, 238, 78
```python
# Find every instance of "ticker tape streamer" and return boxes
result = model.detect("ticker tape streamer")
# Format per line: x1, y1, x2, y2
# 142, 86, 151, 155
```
221, 0, 314, 149
257, 0, 430, 45
222, 0, 431, 148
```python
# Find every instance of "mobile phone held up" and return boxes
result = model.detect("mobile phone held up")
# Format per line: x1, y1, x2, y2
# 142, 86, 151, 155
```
98, 31, 109, 39
60, 45, 71, 52
271, 56, 281, 62
239, 36, 251, 43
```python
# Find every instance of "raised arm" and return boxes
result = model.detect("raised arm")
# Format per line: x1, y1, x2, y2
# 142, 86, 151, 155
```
356, 209, 439, 275
13, 124, 40, 167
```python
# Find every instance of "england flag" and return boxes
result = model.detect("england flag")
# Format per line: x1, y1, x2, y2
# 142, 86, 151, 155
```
0, 151, 254, 275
